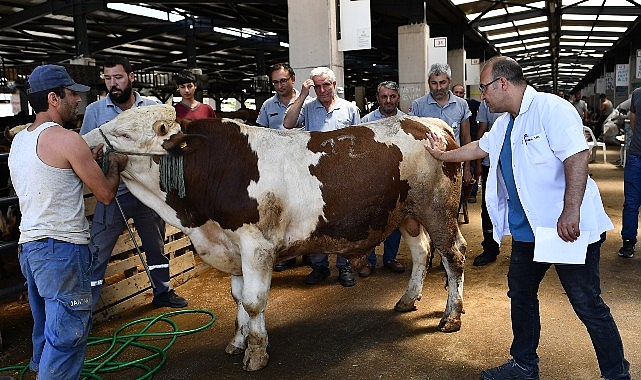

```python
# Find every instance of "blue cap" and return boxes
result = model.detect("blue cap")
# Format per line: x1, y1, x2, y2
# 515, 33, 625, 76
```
28, 64, 91, 94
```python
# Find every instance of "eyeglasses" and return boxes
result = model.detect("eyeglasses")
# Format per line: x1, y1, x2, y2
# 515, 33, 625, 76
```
479, 77, 501, 94
271, 77, 291, 86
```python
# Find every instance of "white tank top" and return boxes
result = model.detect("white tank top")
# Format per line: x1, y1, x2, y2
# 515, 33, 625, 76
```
8, 122, 90, 244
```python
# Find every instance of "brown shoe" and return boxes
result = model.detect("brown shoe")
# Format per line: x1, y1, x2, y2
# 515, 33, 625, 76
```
384, 259, 405, 273
358, 264, 374, 277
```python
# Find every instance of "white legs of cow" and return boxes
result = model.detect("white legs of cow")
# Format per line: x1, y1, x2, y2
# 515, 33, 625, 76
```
393, 222, 466, 332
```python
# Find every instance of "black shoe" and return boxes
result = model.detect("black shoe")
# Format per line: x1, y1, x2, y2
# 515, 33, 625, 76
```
338, 264, 356, 287
473, 251, 498, 266
152, 290, 188, 308
618, 240, 635, 258
305, 266, 330, 285
481, 359, 539, 380
274, 257, 296, 272
302, 254, 312, 266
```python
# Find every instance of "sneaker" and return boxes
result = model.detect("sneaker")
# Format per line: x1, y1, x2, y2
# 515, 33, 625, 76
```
481, 359, 539, 380
305, 266, 330, 285
274, 257, 296, 272
152, 290, 188, 308
618, 240, 635, 258
473, 251, 498, 266
338, 264, 356, 287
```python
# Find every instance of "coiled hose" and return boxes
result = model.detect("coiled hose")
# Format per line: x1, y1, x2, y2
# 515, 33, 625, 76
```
0, 309, 216, 380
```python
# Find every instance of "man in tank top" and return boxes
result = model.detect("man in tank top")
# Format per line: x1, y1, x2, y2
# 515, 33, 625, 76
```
8, 64, 127, 379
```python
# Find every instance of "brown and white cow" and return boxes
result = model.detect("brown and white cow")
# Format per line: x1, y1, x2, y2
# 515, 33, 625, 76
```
82, 104, 466, 371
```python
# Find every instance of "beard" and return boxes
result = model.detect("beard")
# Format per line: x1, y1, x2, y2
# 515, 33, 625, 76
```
431, 88, 449, 101
108, 81, 133, 104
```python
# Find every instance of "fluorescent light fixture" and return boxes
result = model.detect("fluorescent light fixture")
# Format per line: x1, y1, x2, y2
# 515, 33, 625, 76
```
562, 26, 629, 32
107, 3, 185, 22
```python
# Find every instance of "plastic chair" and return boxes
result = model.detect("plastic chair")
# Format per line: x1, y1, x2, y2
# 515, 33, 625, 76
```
583, 126, 606, 163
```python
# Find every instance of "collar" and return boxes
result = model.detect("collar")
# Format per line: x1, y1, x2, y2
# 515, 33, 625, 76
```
105, 91, 144, 110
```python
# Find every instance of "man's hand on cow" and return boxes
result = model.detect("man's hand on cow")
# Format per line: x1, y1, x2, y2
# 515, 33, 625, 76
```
424, 131, 447, 161
90, 144, 104, 165
108, 152, 128, 173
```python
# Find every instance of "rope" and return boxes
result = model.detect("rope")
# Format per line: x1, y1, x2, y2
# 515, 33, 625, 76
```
159, 155, 186, 198
0, 309, 216, 380
98, 129, 187, 198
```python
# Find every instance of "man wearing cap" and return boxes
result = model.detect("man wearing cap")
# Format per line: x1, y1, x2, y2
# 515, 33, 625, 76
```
8, 64, 127, 379
80, 55, 188, 309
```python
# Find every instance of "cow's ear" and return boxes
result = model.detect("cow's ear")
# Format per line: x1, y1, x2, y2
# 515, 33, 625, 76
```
162, 133, 207, 155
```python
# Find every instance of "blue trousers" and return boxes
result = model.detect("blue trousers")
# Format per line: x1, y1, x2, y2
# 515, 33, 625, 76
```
622, 153, 641, 242
367, 229, 401, 266
19, 238, 92, 379
508, 236, 630, 379
90, 192, 170, 310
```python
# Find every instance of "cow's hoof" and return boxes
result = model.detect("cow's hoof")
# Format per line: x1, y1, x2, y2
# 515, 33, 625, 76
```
394, 300, 417, 312
242, 350, 269, 371
438, 316, 461, 332
225, 343, 245, 355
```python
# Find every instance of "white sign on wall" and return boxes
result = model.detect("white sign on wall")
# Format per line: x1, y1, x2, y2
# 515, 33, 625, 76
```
616, 64, 629, 86
427, 37, 447, 69
605, 72, 614, 90
465, 58, 480, 85
338, 0, 371, 51
596, 78, 605, 94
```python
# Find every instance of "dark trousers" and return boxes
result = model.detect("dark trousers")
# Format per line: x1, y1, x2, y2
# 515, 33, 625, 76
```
508, 236, 630, 379
480, 164, 499, 255
90, 192, 170, 310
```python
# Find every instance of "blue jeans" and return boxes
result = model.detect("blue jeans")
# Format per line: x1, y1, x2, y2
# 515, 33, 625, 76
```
622, 153, 641, 242
90, 192, 170, 310
19, 238, 93, 379
367, 229, 401, 266
508, 236, 630, 379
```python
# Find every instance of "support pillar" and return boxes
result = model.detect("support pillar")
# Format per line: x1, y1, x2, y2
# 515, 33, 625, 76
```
398, 24, 430, 113
287, 0, 345, 98
448, 49, 466, 88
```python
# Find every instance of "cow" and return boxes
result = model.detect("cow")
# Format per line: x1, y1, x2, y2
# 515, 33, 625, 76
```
82, 104, 467, 371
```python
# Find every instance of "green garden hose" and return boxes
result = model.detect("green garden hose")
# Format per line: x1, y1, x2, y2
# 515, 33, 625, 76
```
0, 309, 216, 380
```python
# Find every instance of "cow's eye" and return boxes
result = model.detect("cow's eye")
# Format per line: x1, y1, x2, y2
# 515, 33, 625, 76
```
154, 121, 169, 136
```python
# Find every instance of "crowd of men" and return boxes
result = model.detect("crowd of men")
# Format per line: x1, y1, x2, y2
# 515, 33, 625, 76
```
7, 55, 635, 379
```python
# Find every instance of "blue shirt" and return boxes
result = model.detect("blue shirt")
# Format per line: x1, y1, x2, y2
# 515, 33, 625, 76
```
498, 116, 535, 242
256, 89, 300, 130
295, 96, 361, 132
361, 107, 405, 123
476, 101, 504, 166
408, 91, 471, 144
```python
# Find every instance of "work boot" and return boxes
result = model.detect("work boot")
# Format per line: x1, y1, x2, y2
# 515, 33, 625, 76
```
338, 264, 356, 287
618, 239, 635, 258
152, 290, 188, 308
473, 251, 498, 266
305, 266, 330, 285
274, 257, 296, 272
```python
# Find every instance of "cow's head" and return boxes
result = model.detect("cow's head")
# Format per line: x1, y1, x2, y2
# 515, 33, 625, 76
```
83, 104, 182, 156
